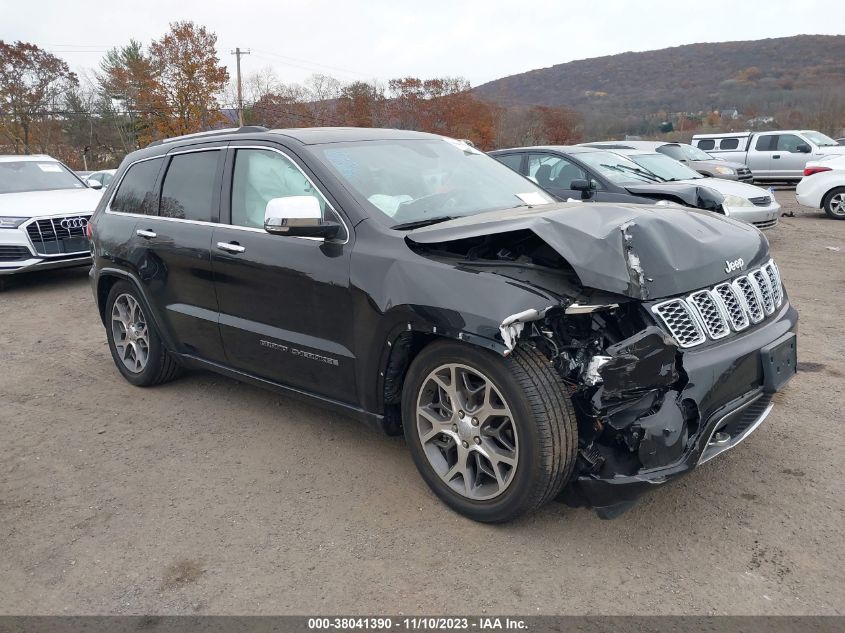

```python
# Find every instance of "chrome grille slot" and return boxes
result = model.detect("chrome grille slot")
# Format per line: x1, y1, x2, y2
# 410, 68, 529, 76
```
764, 261, 783, 307
750, 269, 775, 315
652, 260, 785, 348
688, 290, 730, 339
749, 196, 772, 207
652, 299, 706, 348
25, 215, 91, 256
733, 276, 764, 323
713, 283, 749, 331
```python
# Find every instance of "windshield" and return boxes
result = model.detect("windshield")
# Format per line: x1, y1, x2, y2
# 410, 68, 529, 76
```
625, 153, 704, 182
659, 143, 713, 161
310, 138, 554, 227
575, 151, 665, 185
0, 160, 86, 194
804, 131, 839, 147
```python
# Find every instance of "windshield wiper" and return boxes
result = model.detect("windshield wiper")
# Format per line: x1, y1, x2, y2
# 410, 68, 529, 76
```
392, 216, 456, 230
599, 163, 664, 183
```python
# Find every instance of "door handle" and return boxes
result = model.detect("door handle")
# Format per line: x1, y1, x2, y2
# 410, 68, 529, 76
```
773, 154, 781, 159
136, 229, 157, 239
217, 241, 245, 254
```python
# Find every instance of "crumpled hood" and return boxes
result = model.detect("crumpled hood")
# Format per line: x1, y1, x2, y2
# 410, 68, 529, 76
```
407, 202, 770, 300
0, 188, 103, 218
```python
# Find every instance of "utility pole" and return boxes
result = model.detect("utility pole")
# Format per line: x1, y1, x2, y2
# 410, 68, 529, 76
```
230, 47, 250, 126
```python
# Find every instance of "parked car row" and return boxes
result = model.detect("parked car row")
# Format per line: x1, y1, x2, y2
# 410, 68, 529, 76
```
490, 144, 781, 229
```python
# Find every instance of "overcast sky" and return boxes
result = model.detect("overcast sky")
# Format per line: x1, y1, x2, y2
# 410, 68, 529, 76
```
3, 0, 843, 90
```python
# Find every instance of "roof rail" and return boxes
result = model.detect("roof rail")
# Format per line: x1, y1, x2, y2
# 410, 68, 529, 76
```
147, 126, 269, 148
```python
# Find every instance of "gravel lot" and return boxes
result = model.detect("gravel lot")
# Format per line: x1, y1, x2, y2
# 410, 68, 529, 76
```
1, 190, 843, 615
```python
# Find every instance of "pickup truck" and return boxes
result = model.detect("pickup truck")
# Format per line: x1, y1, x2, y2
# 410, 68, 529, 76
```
691, 130, 845, 183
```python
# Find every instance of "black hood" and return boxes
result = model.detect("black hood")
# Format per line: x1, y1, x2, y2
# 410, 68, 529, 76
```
406, 202, 769, 300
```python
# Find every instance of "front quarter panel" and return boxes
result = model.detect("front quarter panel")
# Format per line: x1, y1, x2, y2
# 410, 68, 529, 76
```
348, 223, 568, 414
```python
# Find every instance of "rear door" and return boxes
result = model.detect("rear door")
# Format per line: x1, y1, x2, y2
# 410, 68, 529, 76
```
129, 144, 227, 363
210, 142, 357, 404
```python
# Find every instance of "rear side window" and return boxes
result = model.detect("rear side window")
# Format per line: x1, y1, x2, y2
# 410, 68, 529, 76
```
719, 138, 739, 150
696, 139, 715, 150
494, 153, 524, 173
159, 151, 221, 221
111, 158, 163, 215
755, 136, 775, 151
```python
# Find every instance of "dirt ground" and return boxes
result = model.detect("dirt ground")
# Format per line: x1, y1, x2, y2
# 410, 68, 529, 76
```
1, 190, 843, 615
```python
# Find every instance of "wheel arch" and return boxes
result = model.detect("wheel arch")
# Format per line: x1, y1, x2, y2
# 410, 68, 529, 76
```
95, 267, 178, 352
822, 184, 845, 209
376, 321, 511, 435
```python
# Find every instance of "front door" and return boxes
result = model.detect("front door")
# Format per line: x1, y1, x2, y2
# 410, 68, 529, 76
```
210, 144, 357, 404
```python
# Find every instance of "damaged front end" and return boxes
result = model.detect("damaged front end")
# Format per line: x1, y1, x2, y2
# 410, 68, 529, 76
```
406, 202, 797, 518
515, 301, 700, 517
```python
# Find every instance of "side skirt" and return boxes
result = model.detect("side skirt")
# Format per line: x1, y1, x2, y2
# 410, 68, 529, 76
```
177, 353, 387, 434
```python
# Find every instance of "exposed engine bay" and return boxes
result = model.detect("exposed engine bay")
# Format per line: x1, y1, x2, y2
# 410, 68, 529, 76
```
410, 229, 695, 485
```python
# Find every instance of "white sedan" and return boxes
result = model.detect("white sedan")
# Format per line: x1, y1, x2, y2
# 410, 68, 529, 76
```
796, 155, 845, 220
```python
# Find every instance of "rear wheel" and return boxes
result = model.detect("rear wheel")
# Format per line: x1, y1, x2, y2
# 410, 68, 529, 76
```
105, 281, 182, 386
823, 187, 845, 219
402, 340, 577, 522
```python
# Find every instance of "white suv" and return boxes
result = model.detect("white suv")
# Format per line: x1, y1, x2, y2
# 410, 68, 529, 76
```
0, 155, 102, 278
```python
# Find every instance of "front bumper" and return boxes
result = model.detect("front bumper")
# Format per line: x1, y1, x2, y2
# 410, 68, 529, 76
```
725, 202, 782, 230
571, 300, 798, 515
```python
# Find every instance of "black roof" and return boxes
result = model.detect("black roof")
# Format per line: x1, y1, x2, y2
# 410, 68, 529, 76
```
271, 127, 439, 145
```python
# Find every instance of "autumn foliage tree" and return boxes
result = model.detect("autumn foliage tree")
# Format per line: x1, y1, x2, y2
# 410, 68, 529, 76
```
144, 21, 229, 143
0, 41, 77, 153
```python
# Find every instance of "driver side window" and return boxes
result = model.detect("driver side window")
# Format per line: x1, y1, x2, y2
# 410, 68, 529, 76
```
775, 134, 803, 152
527, 154, 592, 190
231, 148, 328, 229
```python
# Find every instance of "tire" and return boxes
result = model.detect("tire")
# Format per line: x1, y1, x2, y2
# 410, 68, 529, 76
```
822, 187, 845, 220
402, 340, 577, 523
104, 280, 182, 387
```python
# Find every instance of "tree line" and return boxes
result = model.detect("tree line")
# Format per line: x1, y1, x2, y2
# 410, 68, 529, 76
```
0, 22, 582, 170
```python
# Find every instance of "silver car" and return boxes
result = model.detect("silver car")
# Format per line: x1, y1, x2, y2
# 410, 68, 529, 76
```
601, 148, 782, 230
582, 140, 752, 182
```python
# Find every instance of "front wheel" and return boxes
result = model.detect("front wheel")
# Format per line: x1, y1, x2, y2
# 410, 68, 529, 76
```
823, 187, 845, 220
402, 341, 577, 522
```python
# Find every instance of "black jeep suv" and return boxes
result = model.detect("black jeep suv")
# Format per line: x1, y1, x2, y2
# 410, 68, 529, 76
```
89, 127, 798, 522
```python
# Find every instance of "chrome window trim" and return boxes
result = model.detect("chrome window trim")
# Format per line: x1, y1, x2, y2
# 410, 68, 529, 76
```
104, 154, 167, 218
105, 145, 351, 245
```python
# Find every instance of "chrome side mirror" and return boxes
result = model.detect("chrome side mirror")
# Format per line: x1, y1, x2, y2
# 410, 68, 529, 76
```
264, 196, 340, 240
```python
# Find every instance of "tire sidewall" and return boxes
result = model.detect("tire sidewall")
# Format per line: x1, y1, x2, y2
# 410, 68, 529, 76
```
105, 281, 166, 386
402, 341, 544, 522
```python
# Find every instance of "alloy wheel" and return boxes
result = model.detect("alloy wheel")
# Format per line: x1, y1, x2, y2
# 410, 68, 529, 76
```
829, 192, 845, 217
111, 293, 150, 373
415, 363, 519, 501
